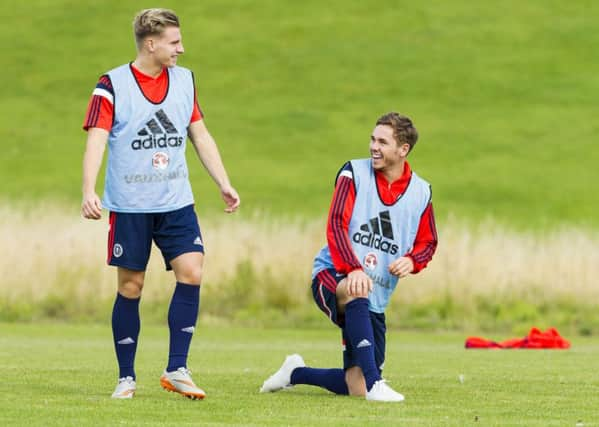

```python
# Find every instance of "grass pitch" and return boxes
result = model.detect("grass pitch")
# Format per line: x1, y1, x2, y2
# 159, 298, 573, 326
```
1, 322, 597, 426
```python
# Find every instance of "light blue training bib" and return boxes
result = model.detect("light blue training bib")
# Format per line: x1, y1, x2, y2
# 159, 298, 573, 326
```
313, 159, 431, 312
102, 64, 195, 213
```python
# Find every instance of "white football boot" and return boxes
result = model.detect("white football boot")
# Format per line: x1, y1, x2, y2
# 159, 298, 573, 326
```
365, 379, 405, 402
111, 376, 136, 399
260, 354, 306, 393
160, 367, 206, 400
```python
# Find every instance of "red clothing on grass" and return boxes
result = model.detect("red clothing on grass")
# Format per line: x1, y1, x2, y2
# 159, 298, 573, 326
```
83, 64, 203, 131
465, 327, 570, 349
327, 161, 438, 274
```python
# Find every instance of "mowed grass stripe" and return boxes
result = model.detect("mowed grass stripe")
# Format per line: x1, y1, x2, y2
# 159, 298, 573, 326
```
0, 323, 598, 426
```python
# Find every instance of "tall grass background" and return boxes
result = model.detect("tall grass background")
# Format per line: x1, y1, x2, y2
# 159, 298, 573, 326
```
2, 204, 598, 334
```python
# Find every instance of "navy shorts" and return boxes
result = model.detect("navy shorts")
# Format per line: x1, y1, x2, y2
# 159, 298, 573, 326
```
312, 268, 387, 373
107, 204, 204, 271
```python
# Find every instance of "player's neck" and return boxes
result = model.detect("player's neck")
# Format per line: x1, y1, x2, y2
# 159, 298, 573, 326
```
132, 55, 164, 78
380, 160, 406, 184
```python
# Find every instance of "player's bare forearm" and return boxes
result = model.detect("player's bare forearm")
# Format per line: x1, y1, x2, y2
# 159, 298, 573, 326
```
81, 128, 108, 219
188, 120, 230, 188
188, 120, 240, 212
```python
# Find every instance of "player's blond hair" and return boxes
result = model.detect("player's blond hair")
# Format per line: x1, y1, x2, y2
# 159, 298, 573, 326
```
133, 8, 180, 49
376, 112, 419, 152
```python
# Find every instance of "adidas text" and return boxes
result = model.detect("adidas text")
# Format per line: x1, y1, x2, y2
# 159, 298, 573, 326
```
352, 232, 399, 255
131, 135, 183, 150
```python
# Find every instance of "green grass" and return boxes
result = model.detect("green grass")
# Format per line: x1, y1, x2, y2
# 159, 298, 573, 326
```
2, 0, 599, 228
1, 322, 598, 426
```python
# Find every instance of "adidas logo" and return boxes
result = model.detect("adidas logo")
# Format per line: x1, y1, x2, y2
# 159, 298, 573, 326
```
181, 326, 195, 334
356, 339, 372, 348
131, 109, 184, 150
117, 337, 135, 345
352, 210, 399, 255
193, 236, 203, 246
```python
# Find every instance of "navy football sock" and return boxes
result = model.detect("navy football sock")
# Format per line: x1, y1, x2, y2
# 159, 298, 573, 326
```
291, 367, 349, 395
167, 282, 200, 372
112, 293, 141, 379
344, 298, 381, 391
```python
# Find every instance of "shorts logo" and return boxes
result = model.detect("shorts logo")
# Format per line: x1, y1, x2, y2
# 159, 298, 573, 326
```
364, 252, 378, 271
113, 243, 123, 258
193, 236, 203, 246
357, 339, 372, 348
152, 151, 169, 170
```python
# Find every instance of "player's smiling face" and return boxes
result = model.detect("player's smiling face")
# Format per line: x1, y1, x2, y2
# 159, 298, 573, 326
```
370, 125, 409, 171
152, 26, 184, 67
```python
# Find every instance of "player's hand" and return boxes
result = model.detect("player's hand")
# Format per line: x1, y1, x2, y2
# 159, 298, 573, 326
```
346, 269, 373, 297
388, 256, 414, 278
220, 185, 240, 213
81, 192, 102, 220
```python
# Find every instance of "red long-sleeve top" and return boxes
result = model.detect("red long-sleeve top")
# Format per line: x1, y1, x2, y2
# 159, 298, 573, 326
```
327, 161, 438, 274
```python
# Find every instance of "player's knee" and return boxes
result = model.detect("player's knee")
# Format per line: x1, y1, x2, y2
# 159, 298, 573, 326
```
179, 264, 203, 285
118, 279, 144, 298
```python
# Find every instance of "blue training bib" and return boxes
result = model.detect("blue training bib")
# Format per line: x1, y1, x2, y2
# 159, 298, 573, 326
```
102, 64, 195, 213
313, 159, 431, 312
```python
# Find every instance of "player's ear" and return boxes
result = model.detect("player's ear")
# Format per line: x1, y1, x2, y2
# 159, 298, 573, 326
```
399, 142, 410, 156
145, 37, 155, 52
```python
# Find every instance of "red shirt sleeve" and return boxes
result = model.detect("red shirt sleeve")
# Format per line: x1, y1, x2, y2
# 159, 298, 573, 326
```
327, 163, 363, 274
190, 84, 204, 123
406, 202, 438, 273
82, 75, 114, 131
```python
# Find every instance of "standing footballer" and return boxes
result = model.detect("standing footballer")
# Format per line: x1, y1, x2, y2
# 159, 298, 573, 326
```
81, 8, 240, 399
260, 112, 437, 402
